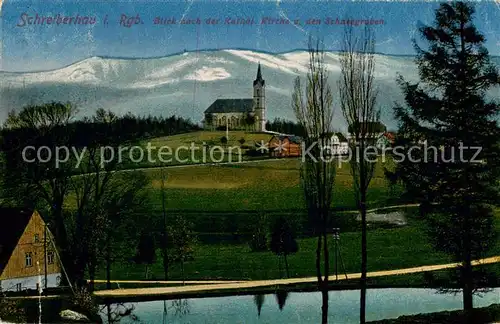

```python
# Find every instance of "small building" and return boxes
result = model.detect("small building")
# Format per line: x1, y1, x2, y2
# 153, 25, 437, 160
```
0, 208, 61, 292
268, 135, 303, 157
322, 132, 349, 155
376, 131, 396, 148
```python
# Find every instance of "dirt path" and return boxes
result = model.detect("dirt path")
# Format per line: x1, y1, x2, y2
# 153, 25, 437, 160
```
94, 255, 500, 298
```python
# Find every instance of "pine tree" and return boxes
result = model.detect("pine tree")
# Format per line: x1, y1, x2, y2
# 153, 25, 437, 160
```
394, 2, 500, 317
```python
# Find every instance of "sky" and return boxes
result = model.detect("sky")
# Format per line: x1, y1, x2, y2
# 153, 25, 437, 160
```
2, 0, 500, 72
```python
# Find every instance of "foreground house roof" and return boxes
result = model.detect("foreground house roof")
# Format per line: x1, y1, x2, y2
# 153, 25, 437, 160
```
0, 208, 34, 275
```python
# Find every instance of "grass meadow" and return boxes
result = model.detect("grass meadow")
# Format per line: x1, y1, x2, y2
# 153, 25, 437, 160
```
77, 131, 498, 283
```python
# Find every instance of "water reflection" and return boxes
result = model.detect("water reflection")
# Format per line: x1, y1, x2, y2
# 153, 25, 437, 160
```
170, 299, 190, 317
275, 288, 289, 311
159, 298, 191, 323
253, 294, 265, 317
95, 288, 500, 324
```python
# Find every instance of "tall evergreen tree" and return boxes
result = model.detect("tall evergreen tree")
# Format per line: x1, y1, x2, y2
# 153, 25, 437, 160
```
393, 2, 500, 317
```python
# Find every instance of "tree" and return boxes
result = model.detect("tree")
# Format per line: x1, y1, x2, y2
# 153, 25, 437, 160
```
4, 101, 77, 130
94, 108, 117, 124
338, 24, 379, 324
220, 136, 228, 146
393, 2, 500, 320
270, 216, 298, 278
134, 232, 156, 279
67, 111, 150, 290
245, 113, 256, 131
168, 215, 197, 283
292, 35, 336, 324
101, 171, 150, 288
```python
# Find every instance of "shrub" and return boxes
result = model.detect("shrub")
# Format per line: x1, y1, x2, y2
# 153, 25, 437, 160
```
69, 286, 99, 319
0, 295, 25, 323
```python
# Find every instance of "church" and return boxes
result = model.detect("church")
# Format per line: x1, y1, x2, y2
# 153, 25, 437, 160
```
203, 63, 266, 132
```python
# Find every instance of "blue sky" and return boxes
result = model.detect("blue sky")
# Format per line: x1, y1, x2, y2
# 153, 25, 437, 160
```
2, 0, 500, 72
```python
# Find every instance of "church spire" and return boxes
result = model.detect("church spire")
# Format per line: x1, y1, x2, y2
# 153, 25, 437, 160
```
253, 62, 265, 86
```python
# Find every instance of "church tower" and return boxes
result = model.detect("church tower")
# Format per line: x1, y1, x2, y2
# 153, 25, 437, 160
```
253, 63, 266, 132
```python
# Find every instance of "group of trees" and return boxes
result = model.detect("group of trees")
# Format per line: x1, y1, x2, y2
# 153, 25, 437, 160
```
134, 215, 197, 282
89, 110, 200, 139
292, 2, 499, 323
248, 214, 299, 279
0, 104, 198, 292
266, 118, 307, 137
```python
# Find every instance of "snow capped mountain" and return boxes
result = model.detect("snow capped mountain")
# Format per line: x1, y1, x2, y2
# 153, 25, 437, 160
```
1, 50, 499, 130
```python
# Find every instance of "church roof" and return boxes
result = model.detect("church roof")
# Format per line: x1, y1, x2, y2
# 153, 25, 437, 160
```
204, 99, 254, 114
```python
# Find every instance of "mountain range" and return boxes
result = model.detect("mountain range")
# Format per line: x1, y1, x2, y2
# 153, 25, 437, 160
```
2, 49, 499, 131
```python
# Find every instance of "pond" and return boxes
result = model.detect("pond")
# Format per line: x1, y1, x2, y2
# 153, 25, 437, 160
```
99, 288, 500, 323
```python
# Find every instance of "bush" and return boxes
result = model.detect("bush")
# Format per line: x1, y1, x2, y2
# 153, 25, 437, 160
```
69, 286, 99, 320
0, 296, 25, 323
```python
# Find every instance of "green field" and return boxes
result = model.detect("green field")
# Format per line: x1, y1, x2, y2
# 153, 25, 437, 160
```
146, 158, 400, 211
65, 134, 403, 235
115, 131, 276, 169
101, 207, 500, 282
83, 131, 498, 283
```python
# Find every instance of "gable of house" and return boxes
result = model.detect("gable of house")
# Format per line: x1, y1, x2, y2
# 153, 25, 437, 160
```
0, 208, 32, 277
0, 209, 60, 280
